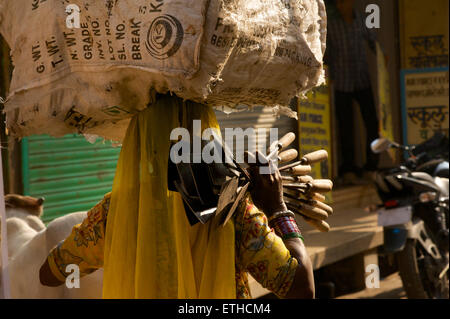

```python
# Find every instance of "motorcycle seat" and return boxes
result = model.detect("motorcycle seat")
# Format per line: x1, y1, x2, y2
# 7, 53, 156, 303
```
411, 172, 435, 184
434, 177, 449, 197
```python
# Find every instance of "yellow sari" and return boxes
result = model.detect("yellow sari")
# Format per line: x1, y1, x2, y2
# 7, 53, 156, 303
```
102, 95, 236, 298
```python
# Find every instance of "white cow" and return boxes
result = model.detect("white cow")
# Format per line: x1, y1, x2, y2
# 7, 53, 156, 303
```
1, 195, 46, 268
1, 195, 103, 299
2, 195, 45, 258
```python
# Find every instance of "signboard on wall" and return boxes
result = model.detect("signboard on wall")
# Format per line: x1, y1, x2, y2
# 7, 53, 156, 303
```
399, 0, 449, 69
401, 67, 449, 146
297, 85, 332, 181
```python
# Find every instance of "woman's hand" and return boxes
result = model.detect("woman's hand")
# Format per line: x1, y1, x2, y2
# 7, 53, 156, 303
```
245, 151, 287, 217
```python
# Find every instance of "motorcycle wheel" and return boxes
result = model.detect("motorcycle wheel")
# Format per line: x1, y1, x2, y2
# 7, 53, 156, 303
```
397, 238, 449, 299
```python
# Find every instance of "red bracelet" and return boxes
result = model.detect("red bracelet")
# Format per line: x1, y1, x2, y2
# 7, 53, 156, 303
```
270, 216, 304, 241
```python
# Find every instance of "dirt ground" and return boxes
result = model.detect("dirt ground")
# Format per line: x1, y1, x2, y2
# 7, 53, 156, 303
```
338, 272, 407, 299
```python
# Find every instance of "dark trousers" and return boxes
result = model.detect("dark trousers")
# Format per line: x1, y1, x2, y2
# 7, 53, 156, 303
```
335, 87, 380, 175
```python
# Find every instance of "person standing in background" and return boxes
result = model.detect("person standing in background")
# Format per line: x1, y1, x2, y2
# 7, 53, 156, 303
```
325, 0, 384, 184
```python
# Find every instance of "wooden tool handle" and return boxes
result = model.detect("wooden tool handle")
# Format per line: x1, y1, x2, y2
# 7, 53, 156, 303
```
296, 175, 314, 183
307, 200, 333, 215
282, 175, 313, 183
286, 201, 328, 220
283, 183, 306, 189
309, 192, 326, 202
300, 203, 329, 220
282, 176, 297, 182
303, 217, 330, 233
278, 132, 296, 151
283, 188, 302, 198
302, 150, 328, 165
278, 149, 298, 163
315, 179, 334, 188
267, 132, 296, 154
309, 180, 333, 193
290, 165, 312, 176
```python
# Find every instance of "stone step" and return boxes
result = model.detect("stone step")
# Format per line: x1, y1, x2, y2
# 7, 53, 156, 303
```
330, 184, 381, 211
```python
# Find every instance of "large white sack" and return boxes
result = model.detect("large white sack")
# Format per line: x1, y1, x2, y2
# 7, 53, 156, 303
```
0, 0, 326, 141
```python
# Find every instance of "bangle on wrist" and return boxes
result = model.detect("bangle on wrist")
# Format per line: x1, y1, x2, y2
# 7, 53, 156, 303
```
282, 232, 304, 241
268, 210, 295, 224
269, 214, 304, 242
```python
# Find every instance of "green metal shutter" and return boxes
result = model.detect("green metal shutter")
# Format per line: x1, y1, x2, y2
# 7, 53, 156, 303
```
21, 134, 121, 223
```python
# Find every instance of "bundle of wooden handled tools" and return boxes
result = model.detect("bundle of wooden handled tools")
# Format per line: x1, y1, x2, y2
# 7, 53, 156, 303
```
218, 132, 333, 233
266, 132, 333, 232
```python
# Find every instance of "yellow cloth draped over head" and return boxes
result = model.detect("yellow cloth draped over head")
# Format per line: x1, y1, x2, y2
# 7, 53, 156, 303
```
103, 95, 236, 298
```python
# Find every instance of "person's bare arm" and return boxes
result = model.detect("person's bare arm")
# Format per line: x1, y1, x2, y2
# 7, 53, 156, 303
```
40, 258, 65, 287
255, 200, 315, 299
247, 153, 315, 299
283, 238, 315, 298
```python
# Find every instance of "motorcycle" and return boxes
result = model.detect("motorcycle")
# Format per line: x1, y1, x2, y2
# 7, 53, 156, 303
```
371, 132, 449, 299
